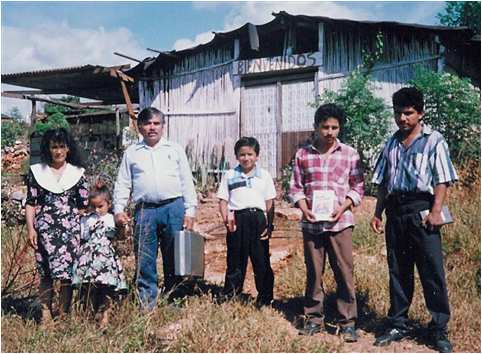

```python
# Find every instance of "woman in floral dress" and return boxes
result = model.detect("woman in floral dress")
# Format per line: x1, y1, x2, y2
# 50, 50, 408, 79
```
25, 128, 89, 324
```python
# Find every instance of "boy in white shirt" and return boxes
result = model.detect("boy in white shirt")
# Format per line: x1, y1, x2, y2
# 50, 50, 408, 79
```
217, 137, 277, 307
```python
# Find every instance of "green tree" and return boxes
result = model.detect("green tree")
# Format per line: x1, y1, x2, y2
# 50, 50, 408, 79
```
8, 107, 24, 122
437, 1, 481, 34
409, 66, 481, 164
311, 31, 391, 170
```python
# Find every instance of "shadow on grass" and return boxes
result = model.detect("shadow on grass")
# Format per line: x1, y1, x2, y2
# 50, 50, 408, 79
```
272, 290, 435, 348
1, 295, 41, 322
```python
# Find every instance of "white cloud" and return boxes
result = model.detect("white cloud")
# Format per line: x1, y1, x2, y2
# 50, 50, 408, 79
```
1, 21, 148, 115
172, 1, 375, 50
173, 31, 215, 51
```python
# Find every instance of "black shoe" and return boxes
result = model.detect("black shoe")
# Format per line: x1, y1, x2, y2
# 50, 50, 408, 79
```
340, 326, 358, 342
431, 331, 453, 353
374, 328, 408, 346
298, 319, 323, 336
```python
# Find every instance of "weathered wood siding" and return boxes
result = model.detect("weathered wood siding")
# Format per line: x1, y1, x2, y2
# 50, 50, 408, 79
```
139, 56, 240, 169
319, 26, 439, 104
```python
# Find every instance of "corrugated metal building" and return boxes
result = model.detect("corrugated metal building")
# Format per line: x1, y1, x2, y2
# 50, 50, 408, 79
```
128, 12, 474, 177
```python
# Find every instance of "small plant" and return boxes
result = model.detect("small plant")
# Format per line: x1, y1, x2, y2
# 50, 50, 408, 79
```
1, 120, 26, 148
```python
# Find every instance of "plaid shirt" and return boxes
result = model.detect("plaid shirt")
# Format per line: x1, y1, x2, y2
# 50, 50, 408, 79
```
372, 124, 458, 194
289, 141, 364, 234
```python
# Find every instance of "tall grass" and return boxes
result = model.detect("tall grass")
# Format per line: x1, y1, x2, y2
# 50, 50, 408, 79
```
1, 184, 480, 352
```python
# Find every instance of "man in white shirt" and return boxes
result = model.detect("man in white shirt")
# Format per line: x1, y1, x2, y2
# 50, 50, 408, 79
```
113, 107, 197, 310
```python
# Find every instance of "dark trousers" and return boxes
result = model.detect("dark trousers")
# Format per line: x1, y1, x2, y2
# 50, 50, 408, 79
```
385, 197, 450, 332
303, 227, 357, 327
223, 209, 274, 304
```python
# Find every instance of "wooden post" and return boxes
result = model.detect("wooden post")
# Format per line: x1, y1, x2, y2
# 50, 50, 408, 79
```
276, 81, 283, 178
435, 35, 446, 73
30, 99, 37, 127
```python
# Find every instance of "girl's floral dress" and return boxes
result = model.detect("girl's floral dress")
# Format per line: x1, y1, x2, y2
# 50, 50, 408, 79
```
72, 213, 127, 292
26, 166, 89, 281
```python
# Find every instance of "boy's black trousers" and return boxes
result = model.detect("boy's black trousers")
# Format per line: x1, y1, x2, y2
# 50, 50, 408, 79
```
223, 208, 274, 305
385, 194, 450, 333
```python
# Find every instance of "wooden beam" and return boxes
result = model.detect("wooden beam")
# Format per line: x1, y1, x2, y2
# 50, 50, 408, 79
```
117, 77, 138, 135
1, 92, 103, 110
113, 52, 142, 63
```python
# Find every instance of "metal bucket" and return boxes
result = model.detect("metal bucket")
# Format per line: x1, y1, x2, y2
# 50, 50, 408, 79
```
174, 230, 204, 278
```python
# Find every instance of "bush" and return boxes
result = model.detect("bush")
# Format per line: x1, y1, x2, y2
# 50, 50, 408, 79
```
1, 120, 26, 148
409, 66, 481, 164
33, 112, 70, 135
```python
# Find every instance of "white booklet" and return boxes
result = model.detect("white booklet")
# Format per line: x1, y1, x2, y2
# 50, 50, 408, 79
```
311, 190, 336, 221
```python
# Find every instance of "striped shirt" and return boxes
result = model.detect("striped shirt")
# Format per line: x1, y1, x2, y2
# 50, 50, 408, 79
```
372, 124, 458, 194
289, 141, 364, 234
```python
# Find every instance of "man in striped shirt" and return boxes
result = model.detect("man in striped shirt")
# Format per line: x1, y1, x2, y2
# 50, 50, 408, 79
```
289, 104, 364, 342
371, 87, 457, 353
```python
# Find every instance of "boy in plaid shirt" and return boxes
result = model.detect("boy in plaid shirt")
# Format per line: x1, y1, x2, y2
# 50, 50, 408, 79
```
289, 103, 364, 341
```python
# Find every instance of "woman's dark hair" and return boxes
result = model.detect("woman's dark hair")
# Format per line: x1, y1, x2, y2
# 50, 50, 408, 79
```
137, 107, 165, 125
392, 87, 424, 113
40, 128, 84, 167
90, 181, 112, 204
314, 103, 346, 128
234, 136, 260, 156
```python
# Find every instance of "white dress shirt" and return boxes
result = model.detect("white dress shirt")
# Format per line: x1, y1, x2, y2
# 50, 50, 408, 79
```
113, 138, 197, 217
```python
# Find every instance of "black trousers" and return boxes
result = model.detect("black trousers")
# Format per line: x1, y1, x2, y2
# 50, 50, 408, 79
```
385, 197, 450, 332
223, 209, 274, 304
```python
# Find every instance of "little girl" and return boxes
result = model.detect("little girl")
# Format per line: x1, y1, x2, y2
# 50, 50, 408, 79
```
72, 183, 127, 328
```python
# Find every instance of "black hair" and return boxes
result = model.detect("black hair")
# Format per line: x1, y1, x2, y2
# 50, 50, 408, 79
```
392, 87, 424, 113
234, 136, 260, 156
40, 128, 84, 167
137, 107, 165, 125
314, 103, 346, 128
89, 184, 112, 204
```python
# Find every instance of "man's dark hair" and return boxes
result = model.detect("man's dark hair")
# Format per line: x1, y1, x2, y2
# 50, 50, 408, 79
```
314, 103, 346, 128
392, 87, 424, 113
40, 128, 84, 167
234, 136, 260, 156
137, 107, 165, 125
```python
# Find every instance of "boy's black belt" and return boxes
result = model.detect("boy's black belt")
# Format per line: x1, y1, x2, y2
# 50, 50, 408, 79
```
136, 197, 180, 209
234, 208, 263, 215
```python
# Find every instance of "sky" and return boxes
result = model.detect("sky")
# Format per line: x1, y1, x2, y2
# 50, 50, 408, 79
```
1, 0, 448, 117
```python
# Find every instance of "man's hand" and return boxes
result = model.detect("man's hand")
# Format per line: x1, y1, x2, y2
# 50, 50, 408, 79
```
28, 229, 38, 250
260, 225, 273, 240
331, 199, 353, 222
114, 212, 130, 226
422, 211, 443, 230
370, 216, 384, 234
184, 216, 195, 230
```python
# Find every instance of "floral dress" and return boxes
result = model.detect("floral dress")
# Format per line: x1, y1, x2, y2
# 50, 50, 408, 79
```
72, 213, 127, 293
26, 165, 89, 281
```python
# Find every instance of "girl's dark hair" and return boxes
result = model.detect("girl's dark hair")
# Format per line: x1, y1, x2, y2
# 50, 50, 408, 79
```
234, 136, 260, 156
40, 128, 84, 167
90, 180, 112, 203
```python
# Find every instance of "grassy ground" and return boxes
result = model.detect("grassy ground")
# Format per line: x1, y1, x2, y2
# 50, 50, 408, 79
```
1, 184, 480, 352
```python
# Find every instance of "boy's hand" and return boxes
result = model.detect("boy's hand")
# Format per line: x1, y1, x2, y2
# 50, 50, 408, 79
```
370, 216, 384, 234
302, 209, 317, 223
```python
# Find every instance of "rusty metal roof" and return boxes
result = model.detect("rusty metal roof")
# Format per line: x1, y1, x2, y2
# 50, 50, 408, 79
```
1, 64, 138, 104
127, 11, 474, 78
